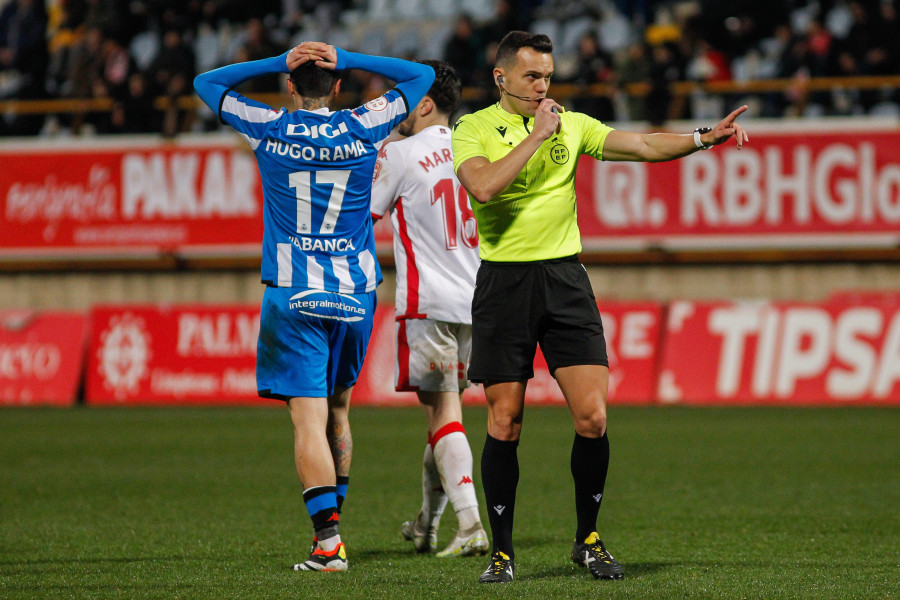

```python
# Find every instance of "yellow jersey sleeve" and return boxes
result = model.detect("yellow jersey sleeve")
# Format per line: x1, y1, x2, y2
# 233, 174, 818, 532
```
451, 115, 486, 172
573, 111, 614, 161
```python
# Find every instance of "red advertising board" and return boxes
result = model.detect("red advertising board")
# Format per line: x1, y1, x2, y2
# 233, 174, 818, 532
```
83, 300, 664, 406
574, 129, 900, 250
81, 295, 900, 406
0, 137, 263, 259
4, 126, 900, 261
658, 297, 900, 405
85, 305, 263, 405
599, 301, 666, 404
0, 310, 88, 406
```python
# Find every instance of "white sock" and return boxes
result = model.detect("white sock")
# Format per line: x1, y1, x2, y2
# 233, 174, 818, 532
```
318, 532, 342, 552
433, 429, 481, 531
418, 441, 447, 529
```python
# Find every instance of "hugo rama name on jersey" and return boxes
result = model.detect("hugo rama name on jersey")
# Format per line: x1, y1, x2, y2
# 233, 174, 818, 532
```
262, 131, 367, 163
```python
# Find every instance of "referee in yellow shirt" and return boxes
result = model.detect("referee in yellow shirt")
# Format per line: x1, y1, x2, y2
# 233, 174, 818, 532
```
452, 30, 749, 584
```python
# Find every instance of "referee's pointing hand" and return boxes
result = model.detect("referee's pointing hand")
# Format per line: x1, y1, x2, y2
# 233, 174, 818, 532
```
710, 104, 750, 150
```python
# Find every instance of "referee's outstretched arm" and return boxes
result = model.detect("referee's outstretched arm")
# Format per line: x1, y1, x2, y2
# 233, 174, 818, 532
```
601, 105, 750, 163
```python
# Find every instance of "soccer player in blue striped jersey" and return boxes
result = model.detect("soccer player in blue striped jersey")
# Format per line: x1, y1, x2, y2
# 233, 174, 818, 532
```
194, 42, 434, 572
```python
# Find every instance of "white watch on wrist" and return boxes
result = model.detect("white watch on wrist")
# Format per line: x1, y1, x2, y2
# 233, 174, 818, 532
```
694, 127, 713, 150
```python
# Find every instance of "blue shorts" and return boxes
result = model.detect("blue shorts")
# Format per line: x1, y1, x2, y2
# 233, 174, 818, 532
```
256, 286, 377, 400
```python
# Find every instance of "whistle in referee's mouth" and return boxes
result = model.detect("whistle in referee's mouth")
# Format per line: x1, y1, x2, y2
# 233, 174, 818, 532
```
538, 98, 558, 114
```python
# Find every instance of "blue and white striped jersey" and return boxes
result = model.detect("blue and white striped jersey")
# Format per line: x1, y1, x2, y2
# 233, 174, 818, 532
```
221, 90, 410, 292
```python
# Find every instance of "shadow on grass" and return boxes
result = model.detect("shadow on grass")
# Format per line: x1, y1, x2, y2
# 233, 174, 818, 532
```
617, 561, 676, 577
527, 561, 674, 581
0, 555, 201, 567
353, 548, 427, 562
4, 584, 199, 594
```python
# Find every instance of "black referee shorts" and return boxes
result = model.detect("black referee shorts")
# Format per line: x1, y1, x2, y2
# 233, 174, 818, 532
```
467, 255, 608, 383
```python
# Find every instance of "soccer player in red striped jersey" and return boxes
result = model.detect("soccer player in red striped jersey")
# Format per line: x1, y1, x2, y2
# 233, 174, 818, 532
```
371, 61, 488, 558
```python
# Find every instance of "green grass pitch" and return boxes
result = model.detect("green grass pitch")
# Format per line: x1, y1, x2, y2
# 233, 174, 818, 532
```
1, 405, 897, 599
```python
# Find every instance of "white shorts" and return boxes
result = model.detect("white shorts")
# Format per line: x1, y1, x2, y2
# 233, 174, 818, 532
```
395, 318, 472, 393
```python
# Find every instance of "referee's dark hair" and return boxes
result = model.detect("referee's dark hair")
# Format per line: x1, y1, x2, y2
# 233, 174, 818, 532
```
289, 62, 342, 98
420, 60, 461, 116
495, 31, 553, 69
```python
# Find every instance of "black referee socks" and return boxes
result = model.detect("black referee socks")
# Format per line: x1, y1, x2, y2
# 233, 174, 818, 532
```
571, 432, 610, 541
481, 434, 519, 558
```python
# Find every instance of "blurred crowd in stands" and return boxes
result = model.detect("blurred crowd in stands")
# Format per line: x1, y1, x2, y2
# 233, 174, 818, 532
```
1, 0, 898, 137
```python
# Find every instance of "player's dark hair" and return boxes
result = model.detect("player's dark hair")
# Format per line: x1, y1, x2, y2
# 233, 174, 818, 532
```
495, 31, 553, 69
289, 62, 341, 98
420, 60, 461, 116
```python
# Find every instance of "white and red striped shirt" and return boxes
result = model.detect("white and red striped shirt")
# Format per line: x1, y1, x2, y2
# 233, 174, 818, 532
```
371, 125, 479, 323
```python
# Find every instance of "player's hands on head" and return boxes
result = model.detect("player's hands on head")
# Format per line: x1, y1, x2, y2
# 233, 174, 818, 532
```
710, 104, 750, 149
291, 42, 338, 71
533, 98, 562, 139
286, 46, 310, 71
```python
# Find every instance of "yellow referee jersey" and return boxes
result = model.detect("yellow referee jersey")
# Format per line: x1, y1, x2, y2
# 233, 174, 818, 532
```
452, 103, 613, 262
